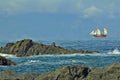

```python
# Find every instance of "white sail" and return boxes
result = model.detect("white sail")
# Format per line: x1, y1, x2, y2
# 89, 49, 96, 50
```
95, 28, 101, 35
103, 28, 107, 35
90, 30, 96, 35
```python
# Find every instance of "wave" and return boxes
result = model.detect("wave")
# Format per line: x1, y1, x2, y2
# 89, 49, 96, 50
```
27, 54, 80, 58
107, 48, 120, 54
0, 48, 120, 59
20, 59, 86, 66
26, 53, 99, 58
24, 53, 111, 58
0, 53, 16, 58
20, 60, 41, 65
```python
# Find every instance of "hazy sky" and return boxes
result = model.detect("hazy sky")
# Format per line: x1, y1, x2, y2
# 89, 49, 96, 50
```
0, 0, 120, 41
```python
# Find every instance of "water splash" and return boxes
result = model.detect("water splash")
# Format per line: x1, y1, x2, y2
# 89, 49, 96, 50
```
107, 48, 120, 54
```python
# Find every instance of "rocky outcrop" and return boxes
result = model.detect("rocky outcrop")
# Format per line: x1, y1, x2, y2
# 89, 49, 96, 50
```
0, 62, 120, 80
0, 39, 99, 57
85, 62, 120, 80
34, 62, 120, 80
0, 56, 16, 66
35, 65, 91, 80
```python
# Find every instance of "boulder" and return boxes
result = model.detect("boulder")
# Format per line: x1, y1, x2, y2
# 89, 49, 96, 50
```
35, 65, 91, 80
35, 62, 120, 80
86, 62, 120, 80
0, 56, 16, 66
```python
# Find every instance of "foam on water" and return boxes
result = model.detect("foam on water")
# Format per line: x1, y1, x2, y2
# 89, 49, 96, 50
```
26, 54, 88, 58
107, 48, 120, 54
20, 59, 85, 66
0, 49, 118, 59
0, 53, 16, 58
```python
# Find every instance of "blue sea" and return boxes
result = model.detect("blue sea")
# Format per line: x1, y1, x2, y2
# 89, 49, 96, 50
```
0, 40, 120, 74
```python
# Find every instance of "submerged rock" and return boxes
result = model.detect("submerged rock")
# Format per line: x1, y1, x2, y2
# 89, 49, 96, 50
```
0, 56, 16, 66
0, 39, 99, 57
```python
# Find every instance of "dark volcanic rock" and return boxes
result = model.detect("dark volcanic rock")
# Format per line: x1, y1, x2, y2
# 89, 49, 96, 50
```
0, 56, 16, 66
0, 39, 99, 57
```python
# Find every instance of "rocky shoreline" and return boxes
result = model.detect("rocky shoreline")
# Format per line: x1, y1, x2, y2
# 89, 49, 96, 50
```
0, 62, 120, 80
0, 39, 120, 80
0, 39, 99, 57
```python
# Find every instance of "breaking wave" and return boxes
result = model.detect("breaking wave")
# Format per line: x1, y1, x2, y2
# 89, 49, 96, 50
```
107, 48, 120, 54
0, 48, 120, 59
0, 53, 16, 58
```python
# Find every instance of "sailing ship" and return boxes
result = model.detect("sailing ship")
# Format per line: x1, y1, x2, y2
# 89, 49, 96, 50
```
90, 28, 108, 38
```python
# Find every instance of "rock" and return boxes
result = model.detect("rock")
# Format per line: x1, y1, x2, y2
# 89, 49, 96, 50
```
35, 65, 91, 80
0, 70, 22, 80
86, 62, 120, 80
0, 70, 40, 80
0, 56, 16, 66
0, 39, 99, 57
21, 73, 40, 80
35, 62, 120, 80
51, 42, 56, 47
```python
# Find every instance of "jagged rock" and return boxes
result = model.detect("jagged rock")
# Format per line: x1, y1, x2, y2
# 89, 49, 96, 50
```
35, 62, 120, 80
0, 56, 16, 66
0, 39, 99, 57
85, 62, 120, 80
51, 42, 56, 47
35, 65, 91, 80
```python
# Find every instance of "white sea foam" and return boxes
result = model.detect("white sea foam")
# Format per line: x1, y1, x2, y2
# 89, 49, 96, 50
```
107, 48, 120, 54
20, 58, 86, 66
0, 53, 16, 58
28, 60, 40, 63
26, 53, 103, 58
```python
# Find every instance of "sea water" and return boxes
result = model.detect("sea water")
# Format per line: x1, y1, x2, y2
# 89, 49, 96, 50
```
0, 40, 120, 74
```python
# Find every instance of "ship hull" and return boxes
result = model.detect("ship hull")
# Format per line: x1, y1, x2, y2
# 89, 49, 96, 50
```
92, 34, 107, 38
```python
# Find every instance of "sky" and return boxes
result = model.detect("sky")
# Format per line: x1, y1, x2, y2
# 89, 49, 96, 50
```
0, 0, 120, 41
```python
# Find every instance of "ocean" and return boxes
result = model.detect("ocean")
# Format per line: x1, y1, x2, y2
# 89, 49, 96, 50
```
0, 40, 120, 74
